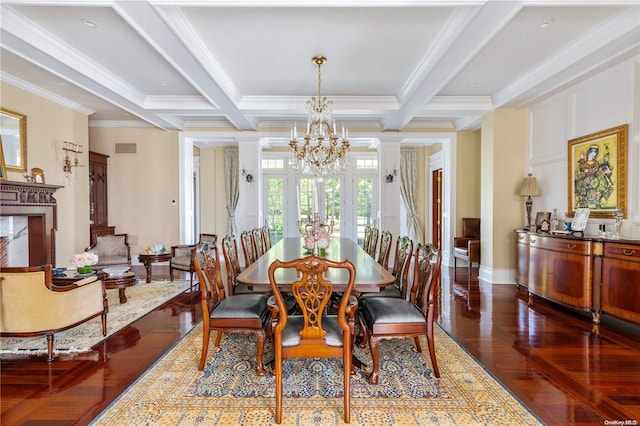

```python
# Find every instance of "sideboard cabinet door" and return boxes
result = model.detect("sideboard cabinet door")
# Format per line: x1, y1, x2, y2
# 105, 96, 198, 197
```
602, 242, 640, 325
528, 235, 593, 311
515, 231, 529, 287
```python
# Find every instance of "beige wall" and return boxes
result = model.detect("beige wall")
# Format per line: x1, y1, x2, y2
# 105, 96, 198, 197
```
88, 127, 180, 256
1, 82, 89, 265
455, 130, 481, 235
481, 109, 527, 271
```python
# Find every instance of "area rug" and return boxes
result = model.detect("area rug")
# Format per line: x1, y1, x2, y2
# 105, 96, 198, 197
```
0, 279, 191, 356
91, 323, 543, 425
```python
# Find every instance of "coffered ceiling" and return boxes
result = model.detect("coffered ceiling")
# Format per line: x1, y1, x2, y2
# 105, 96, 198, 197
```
1, 1, 639, 141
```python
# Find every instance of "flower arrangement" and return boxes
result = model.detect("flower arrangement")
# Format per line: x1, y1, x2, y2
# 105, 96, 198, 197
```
304, 232, 316, 251
315, 230, 331, 249
70, 252, 99, 268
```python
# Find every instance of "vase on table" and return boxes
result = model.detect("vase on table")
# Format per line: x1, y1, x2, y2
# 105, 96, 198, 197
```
77, 265, 93, 274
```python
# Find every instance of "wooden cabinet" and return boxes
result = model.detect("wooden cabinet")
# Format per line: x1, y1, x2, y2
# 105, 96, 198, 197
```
517, 232, 640, 328
515, 231, 529, 287
602, 242, 640, 325
528, 234, 595, 311
89, 152, 113, 244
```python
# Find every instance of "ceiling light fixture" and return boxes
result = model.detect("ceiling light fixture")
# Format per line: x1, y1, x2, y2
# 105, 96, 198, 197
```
289, 56, 350, 177
81, 18, 97, 28
538, 19, 553, 28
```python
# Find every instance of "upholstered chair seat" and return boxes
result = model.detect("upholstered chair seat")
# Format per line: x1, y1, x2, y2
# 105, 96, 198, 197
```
362, 297, 424, 325
210, 293, 268, 320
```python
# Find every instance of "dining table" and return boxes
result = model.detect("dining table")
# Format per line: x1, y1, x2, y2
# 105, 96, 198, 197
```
236, 236, 395, 293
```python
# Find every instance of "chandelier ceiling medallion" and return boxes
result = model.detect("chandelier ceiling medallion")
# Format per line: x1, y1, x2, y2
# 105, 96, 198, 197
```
289, 56, 350, 177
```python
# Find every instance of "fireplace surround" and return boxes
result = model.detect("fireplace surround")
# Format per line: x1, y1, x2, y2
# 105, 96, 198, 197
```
1, 180, 63, 267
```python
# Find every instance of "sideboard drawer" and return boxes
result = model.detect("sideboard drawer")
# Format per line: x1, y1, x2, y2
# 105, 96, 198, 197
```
603, 242, 640, 262
529, 235, 592, 255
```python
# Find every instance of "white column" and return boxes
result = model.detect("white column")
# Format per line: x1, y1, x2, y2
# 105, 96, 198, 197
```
237, 138, 262, 233
378, 140, 401, 239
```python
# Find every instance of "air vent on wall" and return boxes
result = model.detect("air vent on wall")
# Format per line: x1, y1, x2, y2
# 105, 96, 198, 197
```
115, 143, 137, 154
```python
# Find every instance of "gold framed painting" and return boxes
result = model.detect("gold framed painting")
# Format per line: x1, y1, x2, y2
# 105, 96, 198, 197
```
0, 139, 7, 180
567, 124, 627, 219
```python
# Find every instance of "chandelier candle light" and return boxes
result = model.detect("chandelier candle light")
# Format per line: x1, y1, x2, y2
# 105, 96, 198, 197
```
289, 56, 350, 177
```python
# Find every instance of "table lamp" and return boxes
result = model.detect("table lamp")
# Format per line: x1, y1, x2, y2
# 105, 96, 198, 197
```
519, 172, 540, 230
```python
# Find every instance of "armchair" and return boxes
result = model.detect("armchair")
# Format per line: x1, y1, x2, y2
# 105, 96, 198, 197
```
0, 265, 107, 362
453, 218, 480, 277
86, 233, 131, 270
169, 233, 217, 288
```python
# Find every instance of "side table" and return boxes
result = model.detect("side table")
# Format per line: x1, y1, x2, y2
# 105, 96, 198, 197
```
138, 252, 172, 283
53, 271, 138, 304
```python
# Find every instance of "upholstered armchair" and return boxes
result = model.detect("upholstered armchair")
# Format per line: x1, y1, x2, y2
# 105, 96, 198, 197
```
169, 233, 217, 287
86, 234, 131, 270
0, 265, 107, 362
453, 218, 481, 277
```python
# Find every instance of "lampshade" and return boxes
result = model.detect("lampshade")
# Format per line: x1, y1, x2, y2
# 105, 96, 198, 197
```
519, 173, 540, 197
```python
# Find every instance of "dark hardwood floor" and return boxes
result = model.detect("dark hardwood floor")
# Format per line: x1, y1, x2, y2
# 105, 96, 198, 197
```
2, 265, 639, 425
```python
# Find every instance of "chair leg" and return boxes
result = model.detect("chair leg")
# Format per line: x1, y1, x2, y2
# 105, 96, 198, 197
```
343, 347, 351, 423
214, 331, 224, 348
199, 326, 210, 370
46, 334, 55, 362
170, 267, 174, 282
413, 336, 422, 353
274, 348, 283, 424
427, 308, 440, 378
357, 313, 369, 349
255, 330, 266, 376
368, 335, 382, 385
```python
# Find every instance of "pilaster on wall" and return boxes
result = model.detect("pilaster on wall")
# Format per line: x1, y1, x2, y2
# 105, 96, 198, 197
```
237, 139, 262, 233
378, 140, 401, 240
480, 109, 528, 284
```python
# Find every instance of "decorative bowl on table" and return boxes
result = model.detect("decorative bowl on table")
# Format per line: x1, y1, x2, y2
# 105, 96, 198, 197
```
52, 267, 67, 277
103, 266, 130, 277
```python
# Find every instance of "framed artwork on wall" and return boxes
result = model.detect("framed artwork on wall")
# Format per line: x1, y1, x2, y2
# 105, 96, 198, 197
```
567, 124, 627, 219
0, 139, 7, 180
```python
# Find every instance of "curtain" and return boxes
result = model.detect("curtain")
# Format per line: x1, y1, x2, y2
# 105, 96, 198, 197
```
224, 147, 239, 237
400, 148, 423, 244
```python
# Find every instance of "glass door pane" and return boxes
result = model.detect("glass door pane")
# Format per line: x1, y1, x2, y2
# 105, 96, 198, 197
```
356, 177, 375, 245
324, 178, 341, 237
264, 177, 285, 243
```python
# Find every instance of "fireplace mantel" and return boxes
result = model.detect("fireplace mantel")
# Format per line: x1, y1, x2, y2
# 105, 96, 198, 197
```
1, 180, 64, 267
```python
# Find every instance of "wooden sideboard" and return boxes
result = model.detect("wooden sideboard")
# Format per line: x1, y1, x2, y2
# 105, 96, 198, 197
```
515, 230, 640, 327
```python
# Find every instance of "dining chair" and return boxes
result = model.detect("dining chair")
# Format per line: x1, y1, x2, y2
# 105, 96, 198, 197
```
192, 244, 270, 375
359, 243, 442, 384
262, 225, 272, 250
252, 228, 266, 257
363, 225, 372, 250
221, 235, 251, 295
268, 255, 357, 424
358, 236, 413, 302
240, 230, 258, 266
377, 230, 393, 269
366, 227, 379, 258
169, 233, 217, 288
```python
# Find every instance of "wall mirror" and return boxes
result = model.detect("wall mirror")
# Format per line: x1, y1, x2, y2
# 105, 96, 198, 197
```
0, 108, 27, 172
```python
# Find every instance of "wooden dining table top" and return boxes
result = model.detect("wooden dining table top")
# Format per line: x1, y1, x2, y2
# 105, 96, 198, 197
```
237, 237, 395, 292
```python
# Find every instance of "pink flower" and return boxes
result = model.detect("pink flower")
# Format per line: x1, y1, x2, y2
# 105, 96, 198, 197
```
304, 233, 315, 250
70, 252, 99, 267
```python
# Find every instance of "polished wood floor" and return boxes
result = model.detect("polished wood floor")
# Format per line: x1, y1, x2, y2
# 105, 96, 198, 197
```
2, 265, 640, 425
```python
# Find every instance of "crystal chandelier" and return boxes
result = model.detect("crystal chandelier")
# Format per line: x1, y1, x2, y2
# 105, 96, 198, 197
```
289, 56, 350, 177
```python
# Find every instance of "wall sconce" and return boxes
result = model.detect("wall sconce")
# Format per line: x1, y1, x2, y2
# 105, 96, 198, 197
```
385, 169, 398, 183
63, 141, 83, 182
242, 168, 254, 183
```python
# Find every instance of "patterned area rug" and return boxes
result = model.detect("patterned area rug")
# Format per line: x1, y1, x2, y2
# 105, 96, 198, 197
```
91, 323, 543, 425
0, 279, 191, 356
